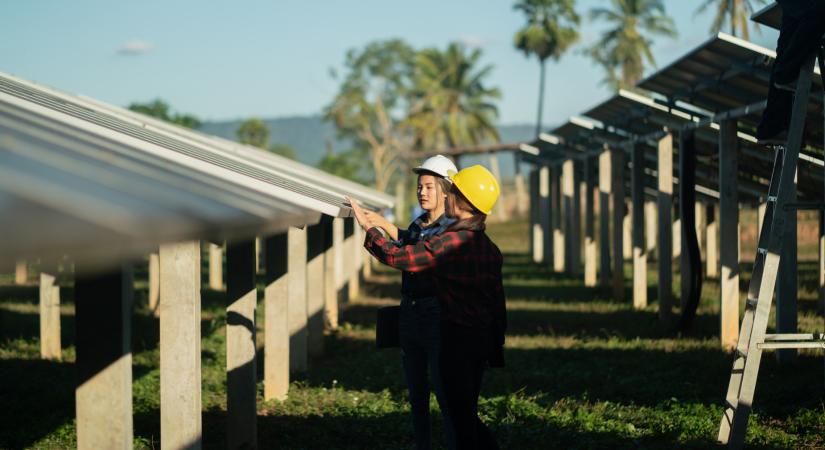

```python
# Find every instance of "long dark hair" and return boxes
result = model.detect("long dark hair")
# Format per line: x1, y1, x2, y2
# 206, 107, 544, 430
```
447, 184, 487, 231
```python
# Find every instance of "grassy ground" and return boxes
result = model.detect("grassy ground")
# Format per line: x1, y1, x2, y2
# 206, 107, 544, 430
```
1, 220, 824, 449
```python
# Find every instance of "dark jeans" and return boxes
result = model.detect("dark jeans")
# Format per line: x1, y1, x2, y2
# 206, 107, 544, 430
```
439, 323, 499, 450
757, 2, 825, 139
399, 296, 455, 450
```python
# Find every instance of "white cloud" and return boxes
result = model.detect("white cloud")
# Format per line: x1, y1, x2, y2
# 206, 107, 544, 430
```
117, 40, 153, 56
458, 35, 489, 49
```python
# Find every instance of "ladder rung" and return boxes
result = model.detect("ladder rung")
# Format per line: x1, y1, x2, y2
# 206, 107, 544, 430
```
757, 333, 825, 350
764, 333, 824, 341
758, 341, 825, 350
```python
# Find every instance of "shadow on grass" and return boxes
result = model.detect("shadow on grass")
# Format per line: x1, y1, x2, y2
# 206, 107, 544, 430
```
0, 357, 156, 449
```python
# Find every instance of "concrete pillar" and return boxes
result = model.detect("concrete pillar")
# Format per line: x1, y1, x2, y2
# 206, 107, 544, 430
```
288, 227, 308, 373
488, 153, 508, 221
362, 249, 372, 279
719, 119, 739, 350
324, 218, 341, 330
645, 200, 657, 260
159, 241, 202, 450
539, 166, 552, 266
226, 240, 258, 449
209, 243, 223, 291
562, 159, 575, 274
571, 161, 582, 275
551, 165, 565, 272
514, 153, 528, 216
695, 202, 706, 262
74, 266, 133, 450
264, 233, 289, 401
631, 142, 647, 309
707, 204, 719, 278
15, 261, 27, 284
306, 219, 328, 358
148, 253, 159, 316
611, 149, 626, 301
673, 218, 682, 262
657, 133, 673, 322
39, 273, 61, 360
776, 172, 798, 363
529, 169, 542, 263
347, 219, 362, 301
757, 201, 767, 237
599, 149, 612, 287
255, 237, 262, 274
584, 157, 597, 287
623, 202, 632, 260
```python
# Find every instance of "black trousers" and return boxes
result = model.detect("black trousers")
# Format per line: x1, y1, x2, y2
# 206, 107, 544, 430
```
757, 2, 825, 139
439, 323, 499, 450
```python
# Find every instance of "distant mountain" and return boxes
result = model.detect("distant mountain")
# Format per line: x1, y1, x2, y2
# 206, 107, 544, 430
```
198, 116, 539, 179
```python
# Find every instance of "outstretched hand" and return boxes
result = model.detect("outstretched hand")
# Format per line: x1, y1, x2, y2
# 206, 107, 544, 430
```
346, 196, 373, 231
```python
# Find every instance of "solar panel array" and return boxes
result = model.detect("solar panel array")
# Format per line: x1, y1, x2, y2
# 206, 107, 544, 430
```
526, 32, 823, 204
0, 71, 392, 269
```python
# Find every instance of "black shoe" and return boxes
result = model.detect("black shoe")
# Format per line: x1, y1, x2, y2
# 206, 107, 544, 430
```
756, 129, 788, 146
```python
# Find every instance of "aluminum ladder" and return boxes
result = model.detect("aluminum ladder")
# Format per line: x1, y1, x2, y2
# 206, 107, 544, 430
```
717, 46, 825, 449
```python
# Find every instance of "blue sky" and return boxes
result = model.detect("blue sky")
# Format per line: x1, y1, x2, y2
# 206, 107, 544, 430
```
1, 0, 777, 126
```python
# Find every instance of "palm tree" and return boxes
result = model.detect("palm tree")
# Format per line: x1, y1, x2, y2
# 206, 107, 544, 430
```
695, 0, 766, 40
589, 0, 677, 89
513, 0, 580, 137
407, 43, 501, 150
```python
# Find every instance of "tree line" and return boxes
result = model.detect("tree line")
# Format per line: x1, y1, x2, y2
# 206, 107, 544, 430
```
127, 0, 763, 194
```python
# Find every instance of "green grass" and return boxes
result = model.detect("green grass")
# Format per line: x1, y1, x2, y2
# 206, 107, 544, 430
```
1, 220, 824, 449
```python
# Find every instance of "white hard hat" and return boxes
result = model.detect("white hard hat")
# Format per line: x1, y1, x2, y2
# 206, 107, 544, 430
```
412, 155, 458, 182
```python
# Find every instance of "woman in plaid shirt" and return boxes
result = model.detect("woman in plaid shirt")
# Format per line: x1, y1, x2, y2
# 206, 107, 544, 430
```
349, 164, 506, 450
360, 155, 459, 450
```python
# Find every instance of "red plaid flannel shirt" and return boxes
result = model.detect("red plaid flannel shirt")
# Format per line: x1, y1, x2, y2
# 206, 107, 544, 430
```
364, 227, 507, 338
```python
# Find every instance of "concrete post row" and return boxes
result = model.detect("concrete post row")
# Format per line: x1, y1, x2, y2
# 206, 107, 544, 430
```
631, 142, 647, 309
611, 149, 626, 301
288, 227, 309, 373
539, 166, 552, 266
39, 273, 61, 360
225, 240, 258, 449
264, 234, 290, 401
74, 266, 134, 450
529, 169, 541, 263
707, 204, 719, 278
719, 120, 740, 351
159, 241, 202, 450
598, 148, 612, 287
584, 157, 597, 287
209, 243, 223, 291
306, 218, 329, 358
148, 252, 160, 317
551, 165, 565, 272
657, 134, 674, 322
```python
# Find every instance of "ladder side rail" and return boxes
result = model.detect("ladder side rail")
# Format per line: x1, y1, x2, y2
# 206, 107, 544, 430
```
718, 148, 783, 443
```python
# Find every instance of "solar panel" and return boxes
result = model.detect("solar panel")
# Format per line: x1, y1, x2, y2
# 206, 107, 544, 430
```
637, 33, 822, 151
78, 94, 395, 211
0, 91, 321, 268
0, 72, 392, 218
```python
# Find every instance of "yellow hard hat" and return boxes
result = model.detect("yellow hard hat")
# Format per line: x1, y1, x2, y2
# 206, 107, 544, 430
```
448, 165, 500, 215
